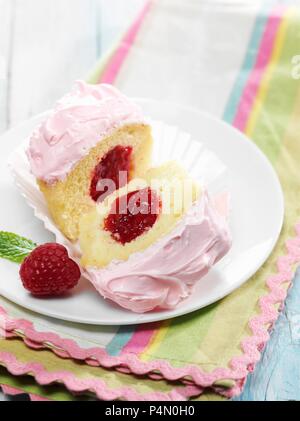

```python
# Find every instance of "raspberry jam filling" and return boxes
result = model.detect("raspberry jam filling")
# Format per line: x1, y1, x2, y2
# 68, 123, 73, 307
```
104, 188, 161, 245
90, 145, 133, 202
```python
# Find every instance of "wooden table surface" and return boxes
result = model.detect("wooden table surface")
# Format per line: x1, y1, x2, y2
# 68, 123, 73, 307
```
0, 0, 299, 402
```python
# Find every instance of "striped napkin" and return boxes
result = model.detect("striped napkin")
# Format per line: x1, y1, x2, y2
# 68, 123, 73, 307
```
1, 0, 300, 400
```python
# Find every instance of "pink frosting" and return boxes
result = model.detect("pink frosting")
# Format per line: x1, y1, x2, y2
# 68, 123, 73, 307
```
85, 191, 232, 313
26, 81, 145, 183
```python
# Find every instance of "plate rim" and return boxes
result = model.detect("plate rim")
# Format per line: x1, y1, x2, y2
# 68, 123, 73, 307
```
0, 99, 284, 325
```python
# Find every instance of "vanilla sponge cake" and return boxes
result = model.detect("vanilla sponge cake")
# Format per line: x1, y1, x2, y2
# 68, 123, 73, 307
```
79, 162, 232, 313
80, 161, 199, 268
26, 81, 153, 241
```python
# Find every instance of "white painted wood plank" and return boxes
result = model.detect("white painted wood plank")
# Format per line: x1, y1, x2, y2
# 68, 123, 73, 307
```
9, 0, 100, 127
0, 0, 13, 133
99, 0, 147, 53
2, 0, 147, 131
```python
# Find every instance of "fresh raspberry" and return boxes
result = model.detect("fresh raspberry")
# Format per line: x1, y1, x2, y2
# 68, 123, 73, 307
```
19, 243, 81, 296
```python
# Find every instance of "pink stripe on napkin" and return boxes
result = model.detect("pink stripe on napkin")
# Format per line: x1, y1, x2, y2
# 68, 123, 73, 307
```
99, 0, 153, 84
233, 4, 286, 131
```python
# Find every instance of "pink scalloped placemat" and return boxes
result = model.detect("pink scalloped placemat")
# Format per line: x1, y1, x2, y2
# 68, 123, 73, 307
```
1, 220, 300, 400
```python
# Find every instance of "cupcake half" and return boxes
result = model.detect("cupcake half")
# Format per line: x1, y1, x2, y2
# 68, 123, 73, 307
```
27, 81, 153, 241
79, 161, 232, 313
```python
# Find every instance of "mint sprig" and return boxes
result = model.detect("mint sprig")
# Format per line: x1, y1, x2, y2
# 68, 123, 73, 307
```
0, 231, 37, 264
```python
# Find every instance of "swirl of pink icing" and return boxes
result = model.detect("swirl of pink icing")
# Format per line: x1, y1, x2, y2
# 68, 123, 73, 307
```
26, 81, 145, 184
85, 191, 232, 313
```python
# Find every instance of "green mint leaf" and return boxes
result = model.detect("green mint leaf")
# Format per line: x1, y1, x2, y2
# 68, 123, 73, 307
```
0, 231, 37, 264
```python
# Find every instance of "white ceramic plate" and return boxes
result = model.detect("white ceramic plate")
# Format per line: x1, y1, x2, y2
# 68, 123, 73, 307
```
0, 100, 284, 325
